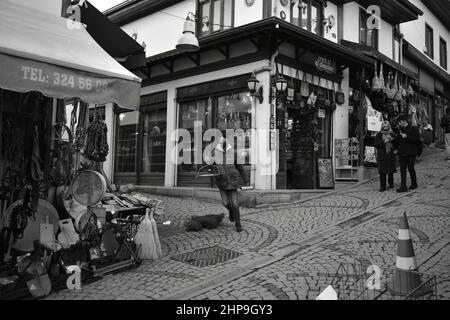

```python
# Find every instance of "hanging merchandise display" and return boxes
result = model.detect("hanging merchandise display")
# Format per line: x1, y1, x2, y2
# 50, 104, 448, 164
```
371, 61, 381, 92
394, 72, 403, 102
378, 63, 385, 92
135, 207, 162, 260
301, 72, 310, 98
85, 106, 109, 163
335, 83, 345, 105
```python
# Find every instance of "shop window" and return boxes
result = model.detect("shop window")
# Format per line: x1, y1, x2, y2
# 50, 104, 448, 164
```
198, 0, 234, 37
140, 106, 167, 174
177, 92, 252, 175
440, 37, 447, 70
359, 8, 378, 50
178, 98, 212, 173
425, 24, 434, 59
290, 0, 322, 35
115, 111, 138, 173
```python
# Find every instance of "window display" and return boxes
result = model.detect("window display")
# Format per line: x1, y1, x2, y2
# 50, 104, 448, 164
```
141, 108, 167, 174
115, 111, 138, 173
177, 92, 252, 186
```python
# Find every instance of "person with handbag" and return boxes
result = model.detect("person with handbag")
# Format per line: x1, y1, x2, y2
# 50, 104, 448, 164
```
396, 115, 420, 193
374, 121, 397, 192
440, 107, 450, 162
211, 135, 250, 232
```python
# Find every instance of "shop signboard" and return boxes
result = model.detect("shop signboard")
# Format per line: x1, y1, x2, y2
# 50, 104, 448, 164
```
0, 53, 140, 109
314, 55, 337, 74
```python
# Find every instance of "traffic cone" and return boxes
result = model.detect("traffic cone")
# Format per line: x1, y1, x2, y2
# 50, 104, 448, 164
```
392, 212, 421, 296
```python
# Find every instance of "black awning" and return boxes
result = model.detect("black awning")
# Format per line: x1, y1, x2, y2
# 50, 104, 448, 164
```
403, 40, 450, 86
336, 0, 423, 24
341, 40, 418, 80
63, 1, 146, 70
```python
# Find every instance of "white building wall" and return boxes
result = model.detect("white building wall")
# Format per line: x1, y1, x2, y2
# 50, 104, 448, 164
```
120, 0, 196, 57
342, 1, 394, 59
10, 0, 62, 16
234, 0, 264, 27
401, 0, 450, 74
343, 2, 360, 43
379, 20, 393, 58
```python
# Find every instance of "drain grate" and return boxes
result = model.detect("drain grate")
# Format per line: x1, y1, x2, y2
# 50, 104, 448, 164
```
171, 246, 241, 268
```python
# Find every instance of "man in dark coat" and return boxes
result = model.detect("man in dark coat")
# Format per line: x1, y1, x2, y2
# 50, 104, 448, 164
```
440, 107, 450, 161
213, 136, 250, 232
374, 121, 397, 192
396, 115, 420, 193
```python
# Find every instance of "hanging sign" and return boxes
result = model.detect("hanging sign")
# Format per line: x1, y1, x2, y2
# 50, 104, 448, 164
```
318, 109, 326, 118
367, 116, 382, 132
314, 56, 337, 74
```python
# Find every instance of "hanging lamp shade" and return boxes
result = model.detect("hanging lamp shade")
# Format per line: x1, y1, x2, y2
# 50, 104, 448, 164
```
176, 16, 200, 52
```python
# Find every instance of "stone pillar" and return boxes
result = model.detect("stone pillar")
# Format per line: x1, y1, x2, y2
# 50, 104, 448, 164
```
253, 70, 277, 190
332, 68, 350, 160
164, 87, 177, 187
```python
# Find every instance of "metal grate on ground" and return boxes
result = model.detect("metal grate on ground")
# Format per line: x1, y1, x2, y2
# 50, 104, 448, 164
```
171, 246, 242, 268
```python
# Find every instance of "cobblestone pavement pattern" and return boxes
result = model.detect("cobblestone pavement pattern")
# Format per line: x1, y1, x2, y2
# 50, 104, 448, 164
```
46, 153, 450, 300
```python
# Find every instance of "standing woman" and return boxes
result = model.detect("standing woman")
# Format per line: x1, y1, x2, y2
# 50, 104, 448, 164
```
213, 136, 250, 232
374, 121, 397, 192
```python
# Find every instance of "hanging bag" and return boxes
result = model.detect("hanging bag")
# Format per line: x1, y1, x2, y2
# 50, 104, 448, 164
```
315, 76, 326, 109
386, 72, 396, 100
295, 69, 302, 103
394, 72, 403, 101
378, 62, 385, 92
401, 74, 407, 98
330, 86, 337, 111
301, 72, 310, 97
335, 83, 345, 105
371, 61, 380, 92
407, 78, 414, 96
324, 80, 331, 108
287, 69, 295, 103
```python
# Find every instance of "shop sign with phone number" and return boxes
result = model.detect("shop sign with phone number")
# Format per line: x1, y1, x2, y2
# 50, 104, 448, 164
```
21, 65, 109, 93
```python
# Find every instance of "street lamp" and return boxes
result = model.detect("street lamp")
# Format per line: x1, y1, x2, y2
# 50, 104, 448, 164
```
247, 73, 264, 104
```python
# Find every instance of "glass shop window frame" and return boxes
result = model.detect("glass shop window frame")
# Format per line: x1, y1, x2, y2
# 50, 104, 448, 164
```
177, 91, 253, 174
114, 110, 139, 174
290, 0, 324, 36
440, 37, 447, 70
140, 104, 167, 175
425, 24, 434, 59
197, 0, 235, 38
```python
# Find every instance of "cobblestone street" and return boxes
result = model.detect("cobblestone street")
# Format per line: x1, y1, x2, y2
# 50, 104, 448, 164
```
46, 152, 450, 300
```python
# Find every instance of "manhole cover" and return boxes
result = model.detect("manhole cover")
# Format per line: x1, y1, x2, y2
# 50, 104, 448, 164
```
171, 246, 241, 267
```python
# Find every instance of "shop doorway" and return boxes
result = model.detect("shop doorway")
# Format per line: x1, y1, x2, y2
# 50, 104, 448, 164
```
278, 104, 332, 190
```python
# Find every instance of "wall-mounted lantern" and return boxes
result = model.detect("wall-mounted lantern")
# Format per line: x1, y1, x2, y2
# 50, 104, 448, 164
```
247, 73, 264, 104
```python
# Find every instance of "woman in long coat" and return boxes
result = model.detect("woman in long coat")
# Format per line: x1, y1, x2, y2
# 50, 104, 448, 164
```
212, 136, 249, 232
374, 121, 397, 192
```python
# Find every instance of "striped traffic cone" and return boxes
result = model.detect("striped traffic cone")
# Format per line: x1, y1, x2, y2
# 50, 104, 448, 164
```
392, 212, 421, 296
